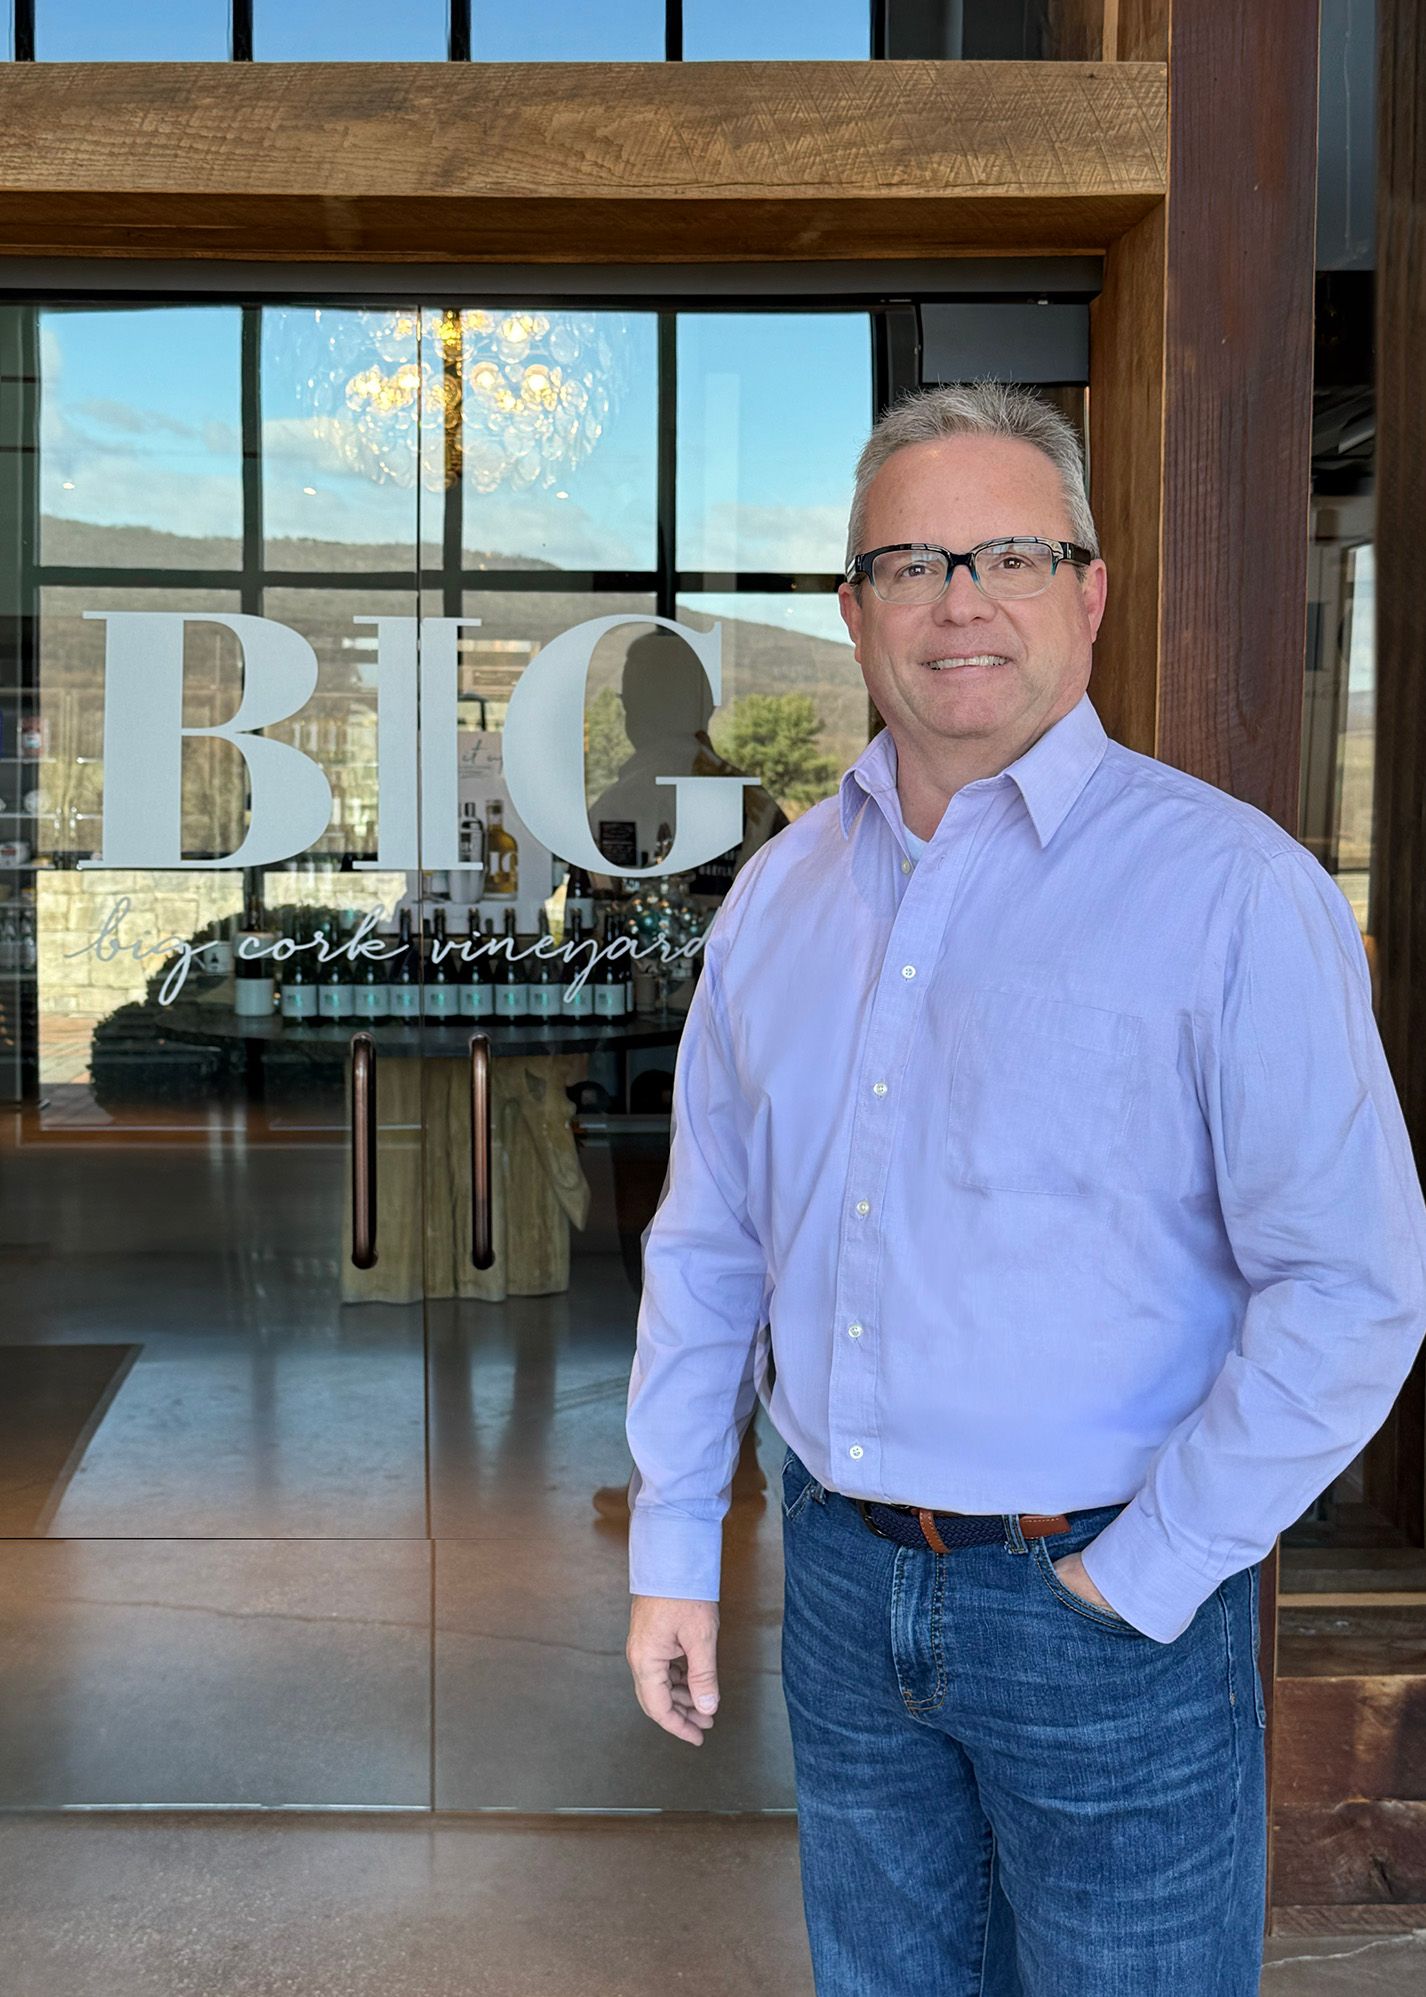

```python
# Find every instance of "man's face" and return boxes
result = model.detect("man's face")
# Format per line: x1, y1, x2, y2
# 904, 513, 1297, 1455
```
837, 435, 1108, 767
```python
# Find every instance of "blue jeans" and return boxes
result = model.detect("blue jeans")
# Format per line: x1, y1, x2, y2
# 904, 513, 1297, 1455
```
778, 1446, 1268, 1996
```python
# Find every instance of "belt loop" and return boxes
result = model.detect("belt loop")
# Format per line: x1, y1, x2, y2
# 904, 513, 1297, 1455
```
1003, 1512, 1028, 1555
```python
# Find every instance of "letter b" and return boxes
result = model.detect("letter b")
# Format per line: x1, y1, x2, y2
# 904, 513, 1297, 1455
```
80, 612, 333, 870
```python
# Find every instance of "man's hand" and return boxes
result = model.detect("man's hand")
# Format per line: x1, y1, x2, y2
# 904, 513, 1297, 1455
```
1051, 1548, 1123, 1617
627, 1595, 721, 1746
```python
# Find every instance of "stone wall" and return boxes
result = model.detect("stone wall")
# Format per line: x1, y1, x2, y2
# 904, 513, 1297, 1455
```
38, 872, 245, 1017
36, 870, 410, 1018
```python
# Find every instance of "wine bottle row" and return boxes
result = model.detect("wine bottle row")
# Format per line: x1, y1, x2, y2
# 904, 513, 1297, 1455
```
0, 901, 37, 972
234, 901, 637, 1025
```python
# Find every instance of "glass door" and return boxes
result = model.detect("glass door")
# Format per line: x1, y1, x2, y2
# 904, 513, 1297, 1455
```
0, 288, 877, 1812
411, 301, 874, 1808
0, 299, 433, 1807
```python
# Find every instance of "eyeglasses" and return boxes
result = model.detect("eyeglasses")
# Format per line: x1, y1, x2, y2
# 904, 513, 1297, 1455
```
845, 538, 1095, 605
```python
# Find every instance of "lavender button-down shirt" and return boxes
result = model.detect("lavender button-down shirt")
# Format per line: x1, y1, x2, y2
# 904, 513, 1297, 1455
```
624, 690, 1426, 1642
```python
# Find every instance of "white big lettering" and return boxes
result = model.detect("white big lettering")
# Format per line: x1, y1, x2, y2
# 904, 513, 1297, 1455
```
80, 612, 333, 870
500, 613, 754, 879
80, 609, 749, 878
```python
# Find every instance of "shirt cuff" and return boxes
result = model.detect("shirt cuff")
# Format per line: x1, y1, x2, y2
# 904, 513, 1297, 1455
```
1077, 1499, 1227, 1645
628, 1502, 723, 1602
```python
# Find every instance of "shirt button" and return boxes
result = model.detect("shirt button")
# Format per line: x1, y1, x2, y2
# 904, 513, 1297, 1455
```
900, 857, 912, 874
901, 964, 917, 980
847, 1322, 863, 1338
855, 1199, 870, 1217
849, 1445, 864, 1460
872, 1081, 888, 1097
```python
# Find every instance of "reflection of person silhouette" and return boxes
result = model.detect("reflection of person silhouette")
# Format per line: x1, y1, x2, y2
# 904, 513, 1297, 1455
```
591, 628, 788, 1525
587, 627, 787, 893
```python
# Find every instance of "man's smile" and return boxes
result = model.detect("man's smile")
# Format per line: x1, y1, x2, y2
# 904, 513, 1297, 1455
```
922, 652, 1013, 672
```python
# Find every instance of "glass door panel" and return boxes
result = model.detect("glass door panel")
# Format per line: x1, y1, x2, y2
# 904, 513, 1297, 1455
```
422, 303, 872, 1809
0, 301, 431, 1806
0, 288, 877, 1813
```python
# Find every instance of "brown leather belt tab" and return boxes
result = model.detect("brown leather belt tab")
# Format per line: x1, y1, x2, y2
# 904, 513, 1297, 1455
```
854, 1497, 1074, 1551
918, 1510, 1071, 1549
916, 1508, 948, 1552
1016, 1512, 1071, 1542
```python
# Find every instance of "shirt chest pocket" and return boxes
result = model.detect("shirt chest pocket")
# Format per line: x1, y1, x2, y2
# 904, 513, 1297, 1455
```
946, 986, 1144, 1196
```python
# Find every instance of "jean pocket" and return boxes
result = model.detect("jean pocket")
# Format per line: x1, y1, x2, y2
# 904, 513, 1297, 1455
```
1028, 1528, 1145, 1636
780, 1447, 821, 1524
947, 986, 1144, 1196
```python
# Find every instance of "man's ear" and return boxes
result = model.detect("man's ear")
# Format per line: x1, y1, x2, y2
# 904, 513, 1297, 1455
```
837, 580, 863, 657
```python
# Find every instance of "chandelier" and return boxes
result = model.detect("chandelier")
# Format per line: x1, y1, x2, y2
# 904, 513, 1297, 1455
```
290, 306, 626, 495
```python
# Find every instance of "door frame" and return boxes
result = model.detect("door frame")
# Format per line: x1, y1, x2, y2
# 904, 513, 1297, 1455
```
0, 1, 1327, 1914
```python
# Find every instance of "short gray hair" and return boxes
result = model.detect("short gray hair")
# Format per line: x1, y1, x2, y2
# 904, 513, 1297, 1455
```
845, 381, 1100, 575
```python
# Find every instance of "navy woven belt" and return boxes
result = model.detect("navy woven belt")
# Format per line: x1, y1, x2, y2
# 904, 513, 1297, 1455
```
853, 1498, 1074, 1552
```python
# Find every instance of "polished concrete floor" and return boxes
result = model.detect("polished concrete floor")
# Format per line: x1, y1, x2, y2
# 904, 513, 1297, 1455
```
0, 1133, 789, 1813
0, 1815, 1423, 1996
4, 1126, 1426, 1989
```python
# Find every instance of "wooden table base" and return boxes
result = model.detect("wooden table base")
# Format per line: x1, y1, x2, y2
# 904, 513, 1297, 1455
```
340, 1051, 591, 1304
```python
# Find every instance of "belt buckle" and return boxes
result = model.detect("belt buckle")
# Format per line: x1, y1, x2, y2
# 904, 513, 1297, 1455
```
857, 1498, 958, 1553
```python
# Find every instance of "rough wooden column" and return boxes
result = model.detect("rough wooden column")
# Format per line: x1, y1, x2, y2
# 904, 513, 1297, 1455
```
1369, 0, 1426, 1546
1086, 1, 1317, 812
1068, 0, 1319, 1933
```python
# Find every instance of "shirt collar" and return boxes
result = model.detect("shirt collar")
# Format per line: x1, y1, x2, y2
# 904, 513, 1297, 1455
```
837, 689, 1109, 851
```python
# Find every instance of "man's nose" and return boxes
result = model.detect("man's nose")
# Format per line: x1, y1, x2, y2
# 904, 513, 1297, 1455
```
931, 564, 994, 622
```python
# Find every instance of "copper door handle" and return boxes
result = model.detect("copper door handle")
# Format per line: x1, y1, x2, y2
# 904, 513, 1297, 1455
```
470, 1032, 493, 1270
351, 1032, 378, 1269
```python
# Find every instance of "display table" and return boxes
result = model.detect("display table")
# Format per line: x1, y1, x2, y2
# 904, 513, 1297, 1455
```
154, 1007, 683, 1306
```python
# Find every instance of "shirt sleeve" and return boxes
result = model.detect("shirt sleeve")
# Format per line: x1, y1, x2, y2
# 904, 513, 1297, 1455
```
1080, 847, 1426, 1643
625, 927, 770, 1601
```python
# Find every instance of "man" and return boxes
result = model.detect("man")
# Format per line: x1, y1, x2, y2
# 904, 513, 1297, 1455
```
622, 381, 1426, 1993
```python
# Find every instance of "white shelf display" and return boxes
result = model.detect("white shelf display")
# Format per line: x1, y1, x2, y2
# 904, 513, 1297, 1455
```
452, 728, 556, 937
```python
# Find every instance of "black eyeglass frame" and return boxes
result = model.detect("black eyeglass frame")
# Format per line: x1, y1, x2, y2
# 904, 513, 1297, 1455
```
844, 537, 1097, 601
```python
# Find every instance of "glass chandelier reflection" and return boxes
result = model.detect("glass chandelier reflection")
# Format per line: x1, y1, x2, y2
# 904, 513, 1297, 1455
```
296, 306, 626, 494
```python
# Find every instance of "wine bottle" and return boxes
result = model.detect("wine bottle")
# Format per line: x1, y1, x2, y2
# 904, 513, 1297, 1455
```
353, 925, 391, 1022
459, 802, 485, 870
486, 798, 519, 898
318, 919, 354, 1022
389, 905, 421, 1023
526, 909, 561, 1021
593, 913, 626, 1020
560, 909, 594, 1019
564, 865, 594, 932
234, 892, 277, 1019
424, 908, 458, 1023
457, 912, 494, 1020
281, 926, 318, 1022
494, 907, 527, 1018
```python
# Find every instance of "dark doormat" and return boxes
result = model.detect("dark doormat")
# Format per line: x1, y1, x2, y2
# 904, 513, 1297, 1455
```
0, 1343, 141, 1534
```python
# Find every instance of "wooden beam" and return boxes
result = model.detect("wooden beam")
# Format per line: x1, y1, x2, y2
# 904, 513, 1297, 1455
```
0, 60, 1165, 263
